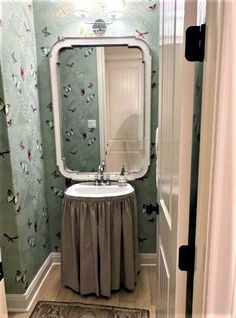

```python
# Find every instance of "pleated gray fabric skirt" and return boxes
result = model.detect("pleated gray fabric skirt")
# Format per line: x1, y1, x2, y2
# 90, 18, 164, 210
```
61, 192, 140, 297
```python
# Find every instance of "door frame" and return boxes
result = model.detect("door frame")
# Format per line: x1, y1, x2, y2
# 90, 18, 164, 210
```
192, 0, 236, 316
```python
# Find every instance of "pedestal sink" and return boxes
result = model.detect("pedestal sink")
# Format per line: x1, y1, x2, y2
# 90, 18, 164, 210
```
65, 183, 134, 198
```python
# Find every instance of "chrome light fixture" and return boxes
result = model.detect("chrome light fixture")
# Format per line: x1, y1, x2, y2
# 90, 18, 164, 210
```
74, 0, 124, 35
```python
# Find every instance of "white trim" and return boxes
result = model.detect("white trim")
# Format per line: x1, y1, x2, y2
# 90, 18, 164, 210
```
49, 36, 151, 181
96, 47, 106, 164
159, 198, 172, 230
6, 252, 155, 312
6, 253, 61, 312
193, 1, 236, 316
140, 253, 157, 267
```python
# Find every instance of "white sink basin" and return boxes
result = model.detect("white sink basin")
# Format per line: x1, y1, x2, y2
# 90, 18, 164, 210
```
65, 183, 134, 198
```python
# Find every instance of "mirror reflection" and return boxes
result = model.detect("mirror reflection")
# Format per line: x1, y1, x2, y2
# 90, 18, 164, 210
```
59, 45, 145, 174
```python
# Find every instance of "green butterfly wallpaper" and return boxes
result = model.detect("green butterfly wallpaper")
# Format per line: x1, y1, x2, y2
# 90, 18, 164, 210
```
0, 0, 50, 294
33, 0, 159, 256
59, 46, 101, 172
0, 0, 159, 294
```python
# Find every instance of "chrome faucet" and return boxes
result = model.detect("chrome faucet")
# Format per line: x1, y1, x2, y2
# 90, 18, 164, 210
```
98, 160, 105, 177
95, 161, 109, 185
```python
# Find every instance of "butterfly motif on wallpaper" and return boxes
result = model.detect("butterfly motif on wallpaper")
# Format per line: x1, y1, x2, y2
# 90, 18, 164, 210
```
4, 233, 19, 243
88, 137, 96, 146
15, 270, 27, 284
152, 82, 157, 89
51, 186, 64, 198
45, 120, 54, 129
30, 64, 37, 81
88, 82, 93, 89
43, 242, 47, 249
20, 161, 29, 175
34, 222, 38, 233
80, 88, 85, 96
138, 237, 148, 243
66, 62, 74, 68
70, 150, 78, 155
68, 107, 76, 112
20, 140, 25, 150
81, 132, 87, 140
26, 120, 32, 132
151, 153, 157, 161
24, 22, 31, 33
149, 3, 158, 11
0, 97, 10, 115
41, 46, 51, 57
135, 29, 149, 39
51, 170, 60, 179
63, 84, 72, 97
28, 238, 35, 248
84, 47, 94, 58
65, 128, 74, 141
27, 219, 32, 228
55, 4, 71, 18
7, 190, 19, 205
37, 140, 43, 153
86, 94, 95, 103
15, 206, 21, 215
31, 105, 37, 113
12, 74, 22, 94
0, 150, 10, 158
42, 26, 51, 37
76, 71, 84, 80
11, 51, 17, 64
20, 66, 25, 81
28, 149, 32, 161
6, 119, 13, 127
47, 102, 53, 112
42, 208, 48, 223
37, 177, 43, 184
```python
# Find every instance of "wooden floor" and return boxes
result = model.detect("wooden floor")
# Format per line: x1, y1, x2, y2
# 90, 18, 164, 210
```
9, 265, 156, 318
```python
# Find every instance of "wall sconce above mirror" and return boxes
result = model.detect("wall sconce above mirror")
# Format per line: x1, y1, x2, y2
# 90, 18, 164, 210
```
49, 37, 151, 181
74, 0, 124, 35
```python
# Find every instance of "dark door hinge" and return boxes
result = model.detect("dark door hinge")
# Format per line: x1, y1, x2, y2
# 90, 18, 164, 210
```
178, 245, 195, 271
185, 23, 206, 62
0, 262, 4, 281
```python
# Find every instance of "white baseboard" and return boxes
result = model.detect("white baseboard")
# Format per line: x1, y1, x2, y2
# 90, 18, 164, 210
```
7, 252, 156, 312
140, 253, 157, 266
7, 253, 61, 312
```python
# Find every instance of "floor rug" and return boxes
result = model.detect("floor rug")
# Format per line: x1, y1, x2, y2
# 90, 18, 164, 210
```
30, 301, 149, 318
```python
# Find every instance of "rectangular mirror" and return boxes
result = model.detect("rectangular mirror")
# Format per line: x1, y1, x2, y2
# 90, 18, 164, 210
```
50, 37, 151, 181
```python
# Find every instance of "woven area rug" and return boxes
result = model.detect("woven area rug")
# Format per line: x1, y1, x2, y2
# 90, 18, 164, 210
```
30, 301, 149, 318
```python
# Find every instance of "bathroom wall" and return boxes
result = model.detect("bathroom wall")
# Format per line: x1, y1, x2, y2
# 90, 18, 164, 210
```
60, 47, 101, 172
0, 1, 50, 293
33, 0, 159, 253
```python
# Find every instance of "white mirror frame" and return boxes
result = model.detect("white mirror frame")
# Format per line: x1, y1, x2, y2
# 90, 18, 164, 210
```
49, 36, 151, 181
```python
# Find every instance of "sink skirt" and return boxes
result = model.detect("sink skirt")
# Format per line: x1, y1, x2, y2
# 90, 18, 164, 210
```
61, 192, 140, 297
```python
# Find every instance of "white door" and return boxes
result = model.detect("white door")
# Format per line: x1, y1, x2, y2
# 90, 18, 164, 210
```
0, 249, 8, 318
157, 0, 198, 316
104, 47, 144, 172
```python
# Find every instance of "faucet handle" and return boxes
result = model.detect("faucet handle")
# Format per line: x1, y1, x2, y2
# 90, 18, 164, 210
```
106, 176, 110, 185
101, 160, 106, 169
